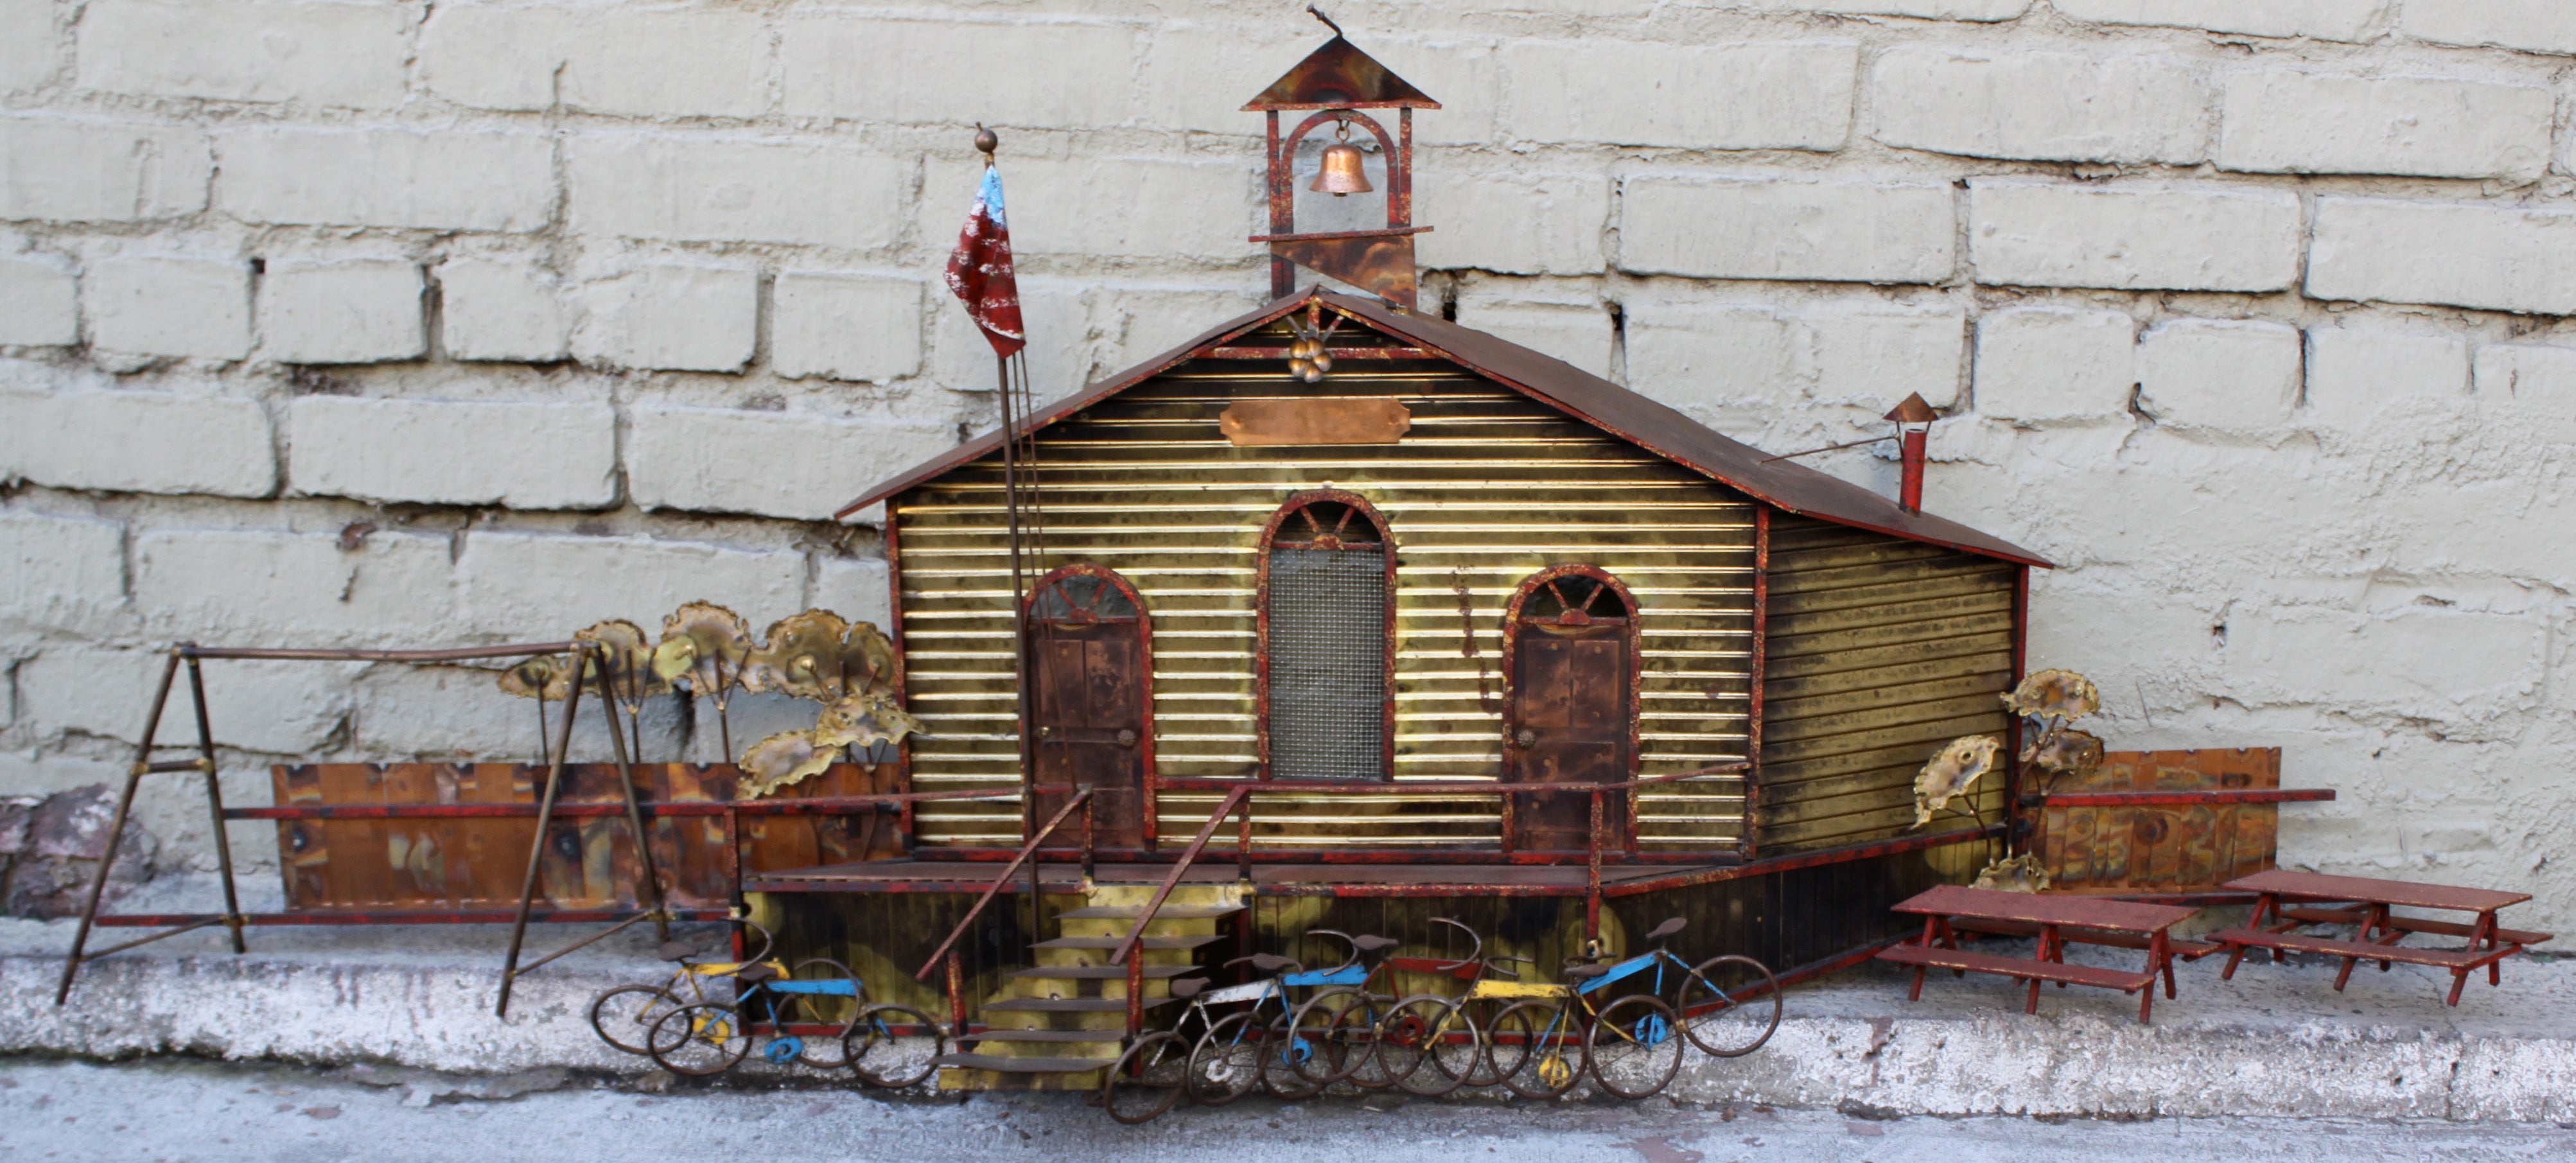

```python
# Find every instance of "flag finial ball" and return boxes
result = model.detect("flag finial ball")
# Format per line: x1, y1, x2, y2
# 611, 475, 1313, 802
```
973, 123, 999, 157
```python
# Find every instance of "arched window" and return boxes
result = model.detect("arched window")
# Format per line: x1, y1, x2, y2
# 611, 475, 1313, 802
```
1257, 490, 1396, 781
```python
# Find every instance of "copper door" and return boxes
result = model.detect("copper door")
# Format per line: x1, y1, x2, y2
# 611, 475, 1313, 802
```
1027, 570, 1149, 849
1507, 572, 1635, 853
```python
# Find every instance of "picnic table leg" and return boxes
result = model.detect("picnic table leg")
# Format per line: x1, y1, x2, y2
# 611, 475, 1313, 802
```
2446, 968, 2470, 1007
2475, 912, 2501, 987
2026, 925, 2053, 1015
1937, 917, 1965, 978
2222, 894, 2269, 981
2154, 929, 2176, 1001
2370, 904, 2396, 973
1907, 916, 1934, 1002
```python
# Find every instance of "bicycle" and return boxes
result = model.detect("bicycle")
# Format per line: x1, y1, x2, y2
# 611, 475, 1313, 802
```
1100, 931, 1379, 1123
1479, 916, 1781, 1100
593, 914, 945, 1085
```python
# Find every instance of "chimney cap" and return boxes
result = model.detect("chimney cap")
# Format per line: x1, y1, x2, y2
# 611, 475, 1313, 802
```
1884, 392, 1938, 425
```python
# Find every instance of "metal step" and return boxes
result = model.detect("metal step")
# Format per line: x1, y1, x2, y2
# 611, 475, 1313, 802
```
1009, 964, 1197, 981
988, 996, 1177, 1014
1054, 904, 1244, 920
932, 1054, 1117, 1074
961, 1029, 1126, 1044
1032, 934, 1223, 951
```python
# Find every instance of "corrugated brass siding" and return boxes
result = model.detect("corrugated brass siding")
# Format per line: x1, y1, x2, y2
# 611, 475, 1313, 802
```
897, 325, 1753, 852
1756, 514, 2019, 853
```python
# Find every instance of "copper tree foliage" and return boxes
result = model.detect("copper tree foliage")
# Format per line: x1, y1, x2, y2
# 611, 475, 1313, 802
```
2004, 668, 2106, 792
1912, 734, 2000, 829
496, 603, 924, 798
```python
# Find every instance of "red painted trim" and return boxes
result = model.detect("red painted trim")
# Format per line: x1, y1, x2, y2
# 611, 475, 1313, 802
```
2005, 566, 2030, 855
1254, 489, 1398, 783
1022, 563, 1157, 848
96, 908, 733, 927
1500, 564, 1641, 856
2031, 789, 2335, 808
1744, 507, 1769, 862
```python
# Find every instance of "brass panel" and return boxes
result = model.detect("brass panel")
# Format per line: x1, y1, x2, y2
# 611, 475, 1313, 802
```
1220, 396, 1415, 445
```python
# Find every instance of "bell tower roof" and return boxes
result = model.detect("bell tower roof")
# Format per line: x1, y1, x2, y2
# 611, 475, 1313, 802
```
1242, 14, 1438, 110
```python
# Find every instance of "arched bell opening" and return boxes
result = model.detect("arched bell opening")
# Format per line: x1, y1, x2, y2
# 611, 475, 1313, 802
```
1022, 563, 1154, 850
1501, 565, 1643, 855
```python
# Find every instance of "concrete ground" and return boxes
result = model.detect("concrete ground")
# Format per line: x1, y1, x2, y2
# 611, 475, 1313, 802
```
1, 1056, 2570, 1163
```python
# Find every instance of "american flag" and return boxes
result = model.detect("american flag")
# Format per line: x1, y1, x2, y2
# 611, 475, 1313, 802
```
945, 166, 1026, 359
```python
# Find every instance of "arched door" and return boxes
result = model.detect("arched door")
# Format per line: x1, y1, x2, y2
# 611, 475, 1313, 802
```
1026, 565, 1152, 849
1503, 566, 1640, 853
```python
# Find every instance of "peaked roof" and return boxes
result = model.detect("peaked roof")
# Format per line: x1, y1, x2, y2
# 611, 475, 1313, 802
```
839, 288, 2049, 568
1243, 37, 1440, 110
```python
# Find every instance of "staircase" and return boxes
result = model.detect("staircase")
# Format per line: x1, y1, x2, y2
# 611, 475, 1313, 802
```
934, 882, 1247, 1091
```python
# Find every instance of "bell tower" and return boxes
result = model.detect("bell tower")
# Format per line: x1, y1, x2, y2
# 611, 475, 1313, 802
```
1246, 8, 1438, 310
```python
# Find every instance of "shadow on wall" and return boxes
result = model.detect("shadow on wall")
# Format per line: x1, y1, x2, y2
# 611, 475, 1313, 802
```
0, 787, 158, 920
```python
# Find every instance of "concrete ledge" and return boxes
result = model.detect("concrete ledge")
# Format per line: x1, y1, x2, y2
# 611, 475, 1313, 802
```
6, 914, 2569, 1122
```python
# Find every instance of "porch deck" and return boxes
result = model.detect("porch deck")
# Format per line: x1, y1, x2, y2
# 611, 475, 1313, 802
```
744, 858, 1724, 898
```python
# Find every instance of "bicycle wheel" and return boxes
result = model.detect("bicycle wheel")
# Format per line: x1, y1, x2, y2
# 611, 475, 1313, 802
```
843, 1004, 946, 1089
1189, 1011, 1267, 1107
1285, 988, 1367, 1087
1586, 995, 1683, 1100
1492, 1000, 1580, 1099
1459, 999, 1517, 1088
588, 984, 681, 1056
1333, 994, 1401, 1090
1259, 1016, 1326, 1101
647, 1002, 751, 1076
1101, 1032, 1189, 1124
1676, 954, 1783, 1058
1383, 995, 1478, 1097
780, 959, 863, 1070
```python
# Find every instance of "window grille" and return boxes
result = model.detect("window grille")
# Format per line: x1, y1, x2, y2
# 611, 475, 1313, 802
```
1263, 496, 1389, 781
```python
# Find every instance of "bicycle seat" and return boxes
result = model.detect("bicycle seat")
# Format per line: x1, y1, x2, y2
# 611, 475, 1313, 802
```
658, 940, 700, 963
1564, 964, 1611, 980
1247, 953, 1299, 972
735, 963, 780, 984
1171, 978, 1209, 999
1646, 916, 1687, 942
1353, 934, 1400, 953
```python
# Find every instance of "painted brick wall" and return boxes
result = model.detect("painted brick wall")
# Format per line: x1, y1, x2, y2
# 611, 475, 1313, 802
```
1, 0, 2570, 935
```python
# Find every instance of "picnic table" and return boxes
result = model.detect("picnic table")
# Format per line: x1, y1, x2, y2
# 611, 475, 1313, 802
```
2211, 870, 2552, 1006
1878, 884, 2202, 1024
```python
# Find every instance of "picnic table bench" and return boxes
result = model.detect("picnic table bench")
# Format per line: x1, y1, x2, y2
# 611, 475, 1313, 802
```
2211, 870, 2552, 1006
1878, 884, 2201, 1024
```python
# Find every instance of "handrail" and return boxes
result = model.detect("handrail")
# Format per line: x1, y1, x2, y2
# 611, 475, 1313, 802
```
225, 786, 1070, 820
1107, 785, 1252, 969
913, 786, 1097, 981
1154, 760, 1750, 798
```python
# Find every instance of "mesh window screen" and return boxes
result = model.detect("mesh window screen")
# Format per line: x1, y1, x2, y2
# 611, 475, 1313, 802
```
1268, 546, 1387, 780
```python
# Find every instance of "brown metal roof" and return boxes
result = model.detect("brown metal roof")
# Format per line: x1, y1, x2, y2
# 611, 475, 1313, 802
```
838, 288, 2049, 568
1242, 36, 1440, 111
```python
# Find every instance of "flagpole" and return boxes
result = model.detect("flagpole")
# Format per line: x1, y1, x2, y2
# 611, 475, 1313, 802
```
968, 127, 1040, 866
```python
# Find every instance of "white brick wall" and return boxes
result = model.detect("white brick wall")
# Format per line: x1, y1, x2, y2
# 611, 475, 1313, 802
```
1968, 179, 2300, 292
287, 397, 617, 509
83, 254, 251, 360
256, 259, 424, 365
74, 0, 410, 108
770, 272, 924, 384
1, 0, 2573, 928
216, 128, 556, 233
0, 252, 78, 345
437, 259, 571, 363
2136, 319, 2302, 431
2217, 70, 2552, 182
782, 16, 1141, 128
627, 405, 954, 522
1974, 307, 2137, 423
1501, 40, 1859, 150
0, 389, 274, 496
573, 265, 758, 374
2304, 326, 2471, 430
567, 136, 904, 250
1871, 47, 2209, 164
2308, 197, 2576, 315
1619, 175, 1954, 284
2401, 1, 2576, 57
0, 0, 57, 92
2055, 0, 2385, 42
0, 118, 208, 222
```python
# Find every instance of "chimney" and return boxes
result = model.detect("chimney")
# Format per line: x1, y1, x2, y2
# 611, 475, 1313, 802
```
1884, 393, 1937, 514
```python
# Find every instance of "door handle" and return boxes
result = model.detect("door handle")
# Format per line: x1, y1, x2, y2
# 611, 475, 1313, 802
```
1116, 729, 1139, 748
1513, 729, 1537, 749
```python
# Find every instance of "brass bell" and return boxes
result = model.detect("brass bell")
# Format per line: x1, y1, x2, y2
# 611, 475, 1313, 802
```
1310, 141, 1374, 197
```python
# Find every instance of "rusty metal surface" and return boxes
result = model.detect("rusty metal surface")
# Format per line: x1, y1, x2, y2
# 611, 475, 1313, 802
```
1756, 515, 2019, 853
1893, 883, 2198, 932
888, 330, 1755, 852
2225, 868, 2531, 913
834, 289, 2048, 572
2031, 748, 2288, 895
1241, 31, 1440, 110
1219, 396, 1414, 445
271, 762, 901, 913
